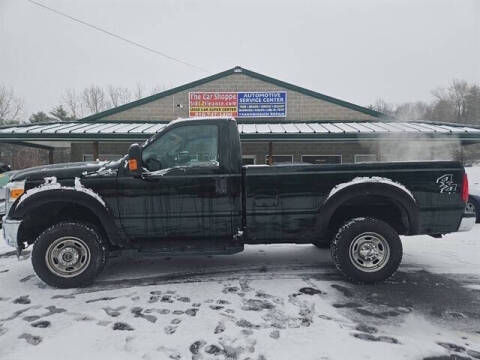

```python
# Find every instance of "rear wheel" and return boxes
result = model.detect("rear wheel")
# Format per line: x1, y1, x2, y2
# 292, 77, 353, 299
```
32, 222, 106, 288
331, 217, 402, 283
466, 197, 480, 223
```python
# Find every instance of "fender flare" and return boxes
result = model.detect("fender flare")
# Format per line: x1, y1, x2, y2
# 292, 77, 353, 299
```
317, 182, 419, 235
12, 188, 126, 246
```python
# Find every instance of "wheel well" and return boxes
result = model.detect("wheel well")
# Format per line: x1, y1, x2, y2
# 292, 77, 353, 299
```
327, 195, 410, 236
18, 202, 109, 247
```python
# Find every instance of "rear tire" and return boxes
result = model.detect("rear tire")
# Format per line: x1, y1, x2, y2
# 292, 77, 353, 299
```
467, 196, 480, 223
32, 222, 106, 288
331, 217, 402, 283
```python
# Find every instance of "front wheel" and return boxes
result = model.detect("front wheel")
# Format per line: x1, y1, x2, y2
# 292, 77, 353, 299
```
331, 217, 402, 283
32, 222, 106, 288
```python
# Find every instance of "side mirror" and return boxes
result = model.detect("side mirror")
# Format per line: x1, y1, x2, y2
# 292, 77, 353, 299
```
127, 143, 142, 176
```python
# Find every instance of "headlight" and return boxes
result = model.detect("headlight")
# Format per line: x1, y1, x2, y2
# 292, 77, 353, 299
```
5, 180, 25, 215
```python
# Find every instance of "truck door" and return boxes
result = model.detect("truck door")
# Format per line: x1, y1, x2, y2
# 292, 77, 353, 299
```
116, 122, 242, 242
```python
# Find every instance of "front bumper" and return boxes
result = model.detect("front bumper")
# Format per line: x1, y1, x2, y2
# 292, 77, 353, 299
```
457, 213, 476, 232
2, 217, 21, 248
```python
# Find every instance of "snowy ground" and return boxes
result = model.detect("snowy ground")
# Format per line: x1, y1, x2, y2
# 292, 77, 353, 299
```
0, 228, 479, 360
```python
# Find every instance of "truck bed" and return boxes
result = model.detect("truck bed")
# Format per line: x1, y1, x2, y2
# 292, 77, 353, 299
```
243, 161, 466, 243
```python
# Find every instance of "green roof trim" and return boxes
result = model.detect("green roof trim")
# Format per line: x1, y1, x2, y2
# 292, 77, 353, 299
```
79, 66, 385, 122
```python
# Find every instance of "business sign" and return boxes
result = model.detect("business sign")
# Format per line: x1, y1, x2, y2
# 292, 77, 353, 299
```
189, 92, 238, 117
189, 91, 287, 118
238, 91, 286, 117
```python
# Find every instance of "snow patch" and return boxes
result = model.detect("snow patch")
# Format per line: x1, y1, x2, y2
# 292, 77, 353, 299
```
327, 176, 415, 202
17, 176, 106, 208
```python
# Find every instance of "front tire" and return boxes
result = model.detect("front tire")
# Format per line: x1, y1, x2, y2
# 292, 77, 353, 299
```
331, 217, 402, 283
32, 222, 106, 288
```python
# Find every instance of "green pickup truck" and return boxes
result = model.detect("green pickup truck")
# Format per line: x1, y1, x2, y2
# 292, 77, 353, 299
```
2, 117, 475, 288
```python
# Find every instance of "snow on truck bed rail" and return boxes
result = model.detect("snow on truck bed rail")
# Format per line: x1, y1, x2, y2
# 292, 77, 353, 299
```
327, 176, 415, 202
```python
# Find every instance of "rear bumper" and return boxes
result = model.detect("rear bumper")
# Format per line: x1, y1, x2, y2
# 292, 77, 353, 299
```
457, 213, 476, 232
2, 217, 21, 248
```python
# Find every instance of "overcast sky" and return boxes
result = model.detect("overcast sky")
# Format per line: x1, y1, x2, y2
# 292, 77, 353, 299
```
1, 0, 479, 118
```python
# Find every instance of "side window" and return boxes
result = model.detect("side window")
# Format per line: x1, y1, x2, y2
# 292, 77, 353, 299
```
142, 125, 218, 171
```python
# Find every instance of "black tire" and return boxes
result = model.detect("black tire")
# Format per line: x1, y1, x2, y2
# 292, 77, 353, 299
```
467, 196, 480, 223
331, 217, 402, 283
313, 242, 330, 249
32, 222, 106, 288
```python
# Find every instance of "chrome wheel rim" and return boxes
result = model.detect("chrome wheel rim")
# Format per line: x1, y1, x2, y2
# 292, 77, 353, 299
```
349, 232, 390, 272
45, 237, 91, 278
466, 201, 476, 214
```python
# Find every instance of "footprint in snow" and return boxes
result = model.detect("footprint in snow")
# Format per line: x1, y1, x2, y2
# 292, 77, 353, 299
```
436, 342, 466, 353
164, 325, 177, 334
223, 286, 239, 294
42, 305, 66, 317
20, 274, 36, 283
31, 320, 51, 328
177, 296, 190, 302
241, 298, 275, 311
298, 287, 324, 296
51, 294, 75, 299
190, 340, 206, 354
23, 315, 41, 322
355, 324, 378, 334
185, 308, 198, 317
352, 332, 399, 344
214, 321, 225, 334
131, 307, 157, 323
103, 306, 126, 317
18, 333, 42, 345
113, 322, 134, 331
13, 295, 31, 304
86, 296, 117, 303
269, 330, 280, 339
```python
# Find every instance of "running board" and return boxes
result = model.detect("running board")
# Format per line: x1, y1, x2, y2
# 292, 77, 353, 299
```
133, 241, 244, 256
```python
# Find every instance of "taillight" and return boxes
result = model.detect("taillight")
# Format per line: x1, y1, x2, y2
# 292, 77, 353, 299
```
462, 173, 469, 202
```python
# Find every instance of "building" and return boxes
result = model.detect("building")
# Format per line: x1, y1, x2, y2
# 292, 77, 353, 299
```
1, 66, 480, 169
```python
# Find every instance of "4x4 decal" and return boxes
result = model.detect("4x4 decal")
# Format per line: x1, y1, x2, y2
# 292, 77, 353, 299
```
436, 174, 457, 194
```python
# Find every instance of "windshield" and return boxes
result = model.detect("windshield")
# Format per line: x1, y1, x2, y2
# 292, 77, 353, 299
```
141, 124, 218, 172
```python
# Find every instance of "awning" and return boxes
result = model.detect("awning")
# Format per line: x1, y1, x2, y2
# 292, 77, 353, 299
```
1, 121, 480, 143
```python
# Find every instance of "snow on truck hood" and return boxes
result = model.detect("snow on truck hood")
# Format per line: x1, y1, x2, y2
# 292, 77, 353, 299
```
10, 160, 118, 182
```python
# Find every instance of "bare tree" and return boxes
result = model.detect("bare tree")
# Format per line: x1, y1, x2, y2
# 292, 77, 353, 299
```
61, 88, 83, 119
394, 102, 429, 121
133, 83, 146, 100
0, 85, 24, 124
107, 85, 132, 107
81, 85, 108, 114
368, 98, 395, 118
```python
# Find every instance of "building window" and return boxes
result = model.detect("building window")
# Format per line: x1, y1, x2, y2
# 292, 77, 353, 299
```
83, 154, 122, 162
265, 155, 293, 164
302, 155, 342, 164
242, 155, 256, 165
354, 154, 377, 163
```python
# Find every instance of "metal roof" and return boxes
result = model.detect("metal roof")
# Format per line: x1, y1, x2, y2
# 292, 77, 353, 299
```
1, 121, 480, 143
